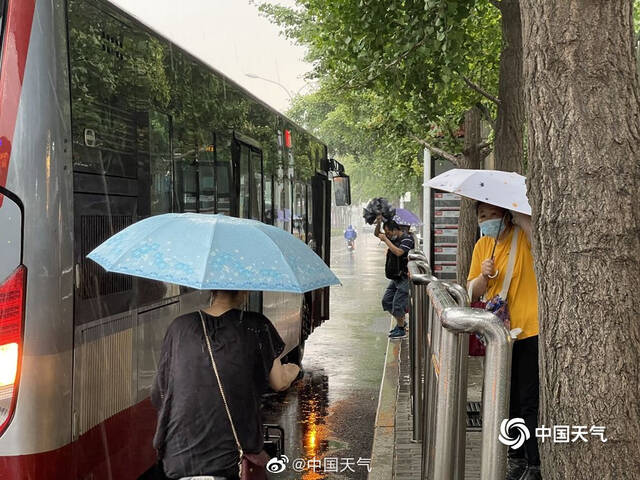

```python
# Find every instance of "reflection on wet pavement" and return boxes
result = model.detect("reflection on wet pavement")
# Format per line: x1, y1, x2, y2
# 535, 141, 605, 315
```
262, 232, 392, 479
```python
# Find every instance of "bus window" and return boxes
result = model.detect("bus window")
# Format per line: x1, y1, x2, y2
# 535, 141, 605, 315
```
68, 2, 137, 179
198, 137, 216, 213
264, 173, 274, 225
216, 162, 232, 215
173, 121, 198, 213
283, 174, 292, 233
238, 143, 250, 218
274, 171, 284, 230
174, 149, 198, 213
293, 182, 305, 241
250, 148, 263, 221
306, 184, 314, 249
148, 112, 172, 215
215, 134, 233, 215
301, 183, 307, 241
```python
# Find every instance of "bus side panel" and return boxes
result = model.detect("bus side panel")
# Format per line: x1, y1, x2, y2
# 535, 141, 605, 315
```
262, 291, 302, 356
0, 398, 156, 480
0, 0, 75, 457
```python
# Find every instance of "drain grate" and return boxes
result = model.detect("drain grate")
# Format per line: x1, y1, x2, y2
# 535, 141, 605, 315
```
466, 401, 482, 430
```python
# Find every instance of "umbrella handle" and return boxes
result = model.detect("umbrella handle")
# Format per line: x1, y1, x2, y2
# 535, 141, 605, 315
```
487, 269, 499, 279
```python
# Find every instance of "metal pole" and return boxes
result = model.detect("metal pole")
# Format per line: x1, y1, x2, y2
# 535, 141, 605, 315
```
423, 148, 431, 256
440, 307, 512, 480
409, 251, 428, 263
408, 259, 436, 442
421, 303, 437, 479
409, 279, 417, 430
432, 326, 461, 479
454, 334, 469, 480
443, 282, 471, 480
428, 283, 464, 480
414, 283, 425, 440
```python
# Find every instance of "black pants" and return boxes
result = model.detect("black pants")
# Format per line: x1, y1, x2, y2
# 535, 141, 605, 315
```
508, 335, 540, 466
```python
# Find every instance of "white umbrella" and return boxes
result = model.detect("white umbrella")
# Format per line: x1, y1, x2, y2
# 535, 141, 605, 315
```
427, 169, 531, 215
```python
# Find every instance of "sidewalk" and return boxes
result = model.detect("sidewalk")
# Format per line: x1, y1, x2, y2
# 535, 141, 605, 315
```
369, 329, 483, 479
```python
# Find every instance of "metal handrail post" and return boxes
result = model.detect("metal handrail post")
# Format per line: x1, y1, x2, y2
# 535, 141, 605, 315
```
443, 282, 470, 480
409, 278, 417, 416
408, 258, 436, 442
432, 326, 461, 479
421, 281, 453, 479
428, 283, 463, 480
440, 307, 513, 480
421, 303, 435, 479
414, 282, 424, 441
408, 251, 428, 263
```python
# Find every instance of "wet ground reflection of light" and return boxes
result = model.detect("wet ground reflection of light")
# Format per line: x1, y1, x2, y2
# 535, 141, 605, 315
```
299, 378, 330, 479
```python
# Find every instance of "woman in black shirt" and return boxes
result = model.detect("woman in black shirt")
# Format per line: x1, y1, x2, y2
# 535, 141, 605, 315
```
151, 290, 300, 479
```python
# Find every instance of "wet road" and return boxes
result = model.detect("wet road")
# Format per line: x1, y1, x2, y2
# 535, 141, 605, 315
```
262, 230, 392, 479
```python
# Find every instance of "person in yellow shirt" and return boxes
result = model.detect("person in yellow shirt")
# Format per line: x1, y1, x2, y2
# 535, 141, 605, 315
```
467, 202, 541, 480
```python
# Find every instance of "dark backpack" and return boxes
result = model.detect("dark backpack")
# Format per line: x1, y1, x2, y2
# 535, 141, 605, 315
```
385, 250, 407, 280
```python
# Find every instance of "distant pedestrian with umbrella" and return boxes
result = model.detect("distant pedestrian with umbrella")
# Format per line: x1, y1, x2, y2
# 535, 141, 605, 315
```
428, 169, 541, 480
393, 208, 422, 228
88, 213, 340, 480
344, 224, 357, 249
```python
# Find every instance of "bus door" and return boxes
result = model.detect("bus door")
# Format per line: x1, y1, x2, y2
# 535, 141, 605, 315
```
312, 173, 331, 322
232, 135, 263, 311
233, 137, 263, 221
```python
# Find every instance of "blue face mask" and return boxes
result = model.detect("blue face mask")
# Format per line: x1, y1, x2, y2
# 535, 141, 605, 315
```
479, 218, 505, 238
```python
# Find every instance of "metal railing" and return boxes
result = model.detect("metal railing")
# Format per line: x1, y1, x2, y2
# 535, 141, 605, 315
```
407, 252, 437, 441
407, 253, 513, 480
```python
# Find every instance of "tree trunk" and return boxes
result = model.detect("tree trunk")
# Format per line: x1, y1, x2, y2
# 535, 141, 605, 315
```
457, 107, 482, 284
521, 1, 640, 478
494, 0, 525, 173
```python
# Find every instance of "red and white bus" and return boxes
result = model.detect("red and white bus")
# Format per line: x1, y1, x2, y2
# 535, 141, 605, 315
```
0, 0, 349, 477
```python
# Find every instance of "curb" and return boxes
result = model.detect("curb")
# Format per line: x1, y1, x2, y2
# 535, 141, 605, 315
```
368, 321, 401, 480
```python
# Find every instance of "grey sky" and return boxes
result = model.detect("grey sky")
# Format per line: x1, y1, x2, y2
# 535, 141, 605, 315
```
109, 0, 311, 113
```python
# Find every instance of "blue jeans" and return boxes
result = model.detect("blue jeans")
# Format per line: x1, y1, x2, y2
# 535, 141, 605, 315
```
382, 277, 409, 319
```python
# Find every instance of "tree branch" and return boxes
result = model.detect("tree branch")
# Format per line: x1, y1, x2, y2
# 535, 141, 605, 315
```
462, 141, 490, 156
475, 101, 496, 131
336, 34, 428, 91
462, 75, 500, 105
409, 133, 461, 166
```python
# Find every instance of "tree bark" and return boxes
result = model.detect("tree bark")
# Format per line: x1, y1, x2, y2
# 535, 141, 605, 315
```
521, 1, 640, 478
494, 0, 525, 173
457, 107, 482, 284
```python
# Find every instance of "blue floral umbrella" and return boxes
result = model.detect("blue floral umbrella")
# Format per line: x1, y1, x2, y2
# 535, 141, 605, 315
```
87, 213, 340, 293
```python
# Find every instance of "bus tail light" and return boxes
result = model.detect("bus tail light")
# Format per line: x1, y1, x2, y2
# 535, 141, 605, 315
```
0, 265, 26, 435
